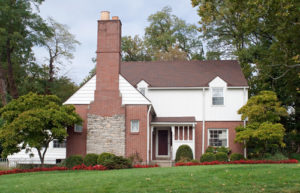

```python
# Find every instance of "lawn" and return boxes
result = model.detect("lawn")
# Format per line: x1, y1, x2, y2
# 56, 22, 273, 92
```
1, 164, 300, 193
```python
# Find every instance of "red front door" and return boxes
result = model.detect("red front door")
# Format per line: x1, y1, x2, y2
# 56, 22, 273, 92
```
158, 130, 168, 156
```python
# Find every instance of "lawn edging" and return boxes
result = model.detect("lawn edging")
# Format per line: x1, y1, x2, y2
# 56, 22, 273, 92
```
175, 159, 299, 166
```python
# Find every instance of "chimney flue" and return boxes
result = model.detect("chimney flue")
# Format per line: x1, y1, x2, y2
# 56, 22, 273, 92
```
112, 16, 119, 20
100, 11, 110, 20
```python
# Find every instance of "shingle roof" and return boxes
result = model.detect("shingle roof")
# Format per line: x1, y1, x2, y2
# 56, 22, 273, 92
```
120, 60, 248, 87
152, 117, 196, 123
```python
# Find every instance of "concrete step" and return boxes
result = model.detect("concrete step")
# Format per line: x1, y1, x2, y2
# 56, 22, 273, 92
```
152, 160, 174, 167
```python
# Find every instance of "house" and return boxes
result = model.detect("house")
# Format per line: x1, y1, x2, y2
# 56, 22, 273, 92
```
64, 11, 248, 165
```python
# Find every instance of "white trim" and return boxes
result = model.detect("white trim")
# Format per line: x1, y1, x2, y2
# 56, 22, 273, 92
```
207, 128, 229, 147
148, 87, 209, 90
151, 122, 196, 126
150, 126, 154, 162
146, 105, 152, 164
155, 128, 170, 158
202, 88, 205, 154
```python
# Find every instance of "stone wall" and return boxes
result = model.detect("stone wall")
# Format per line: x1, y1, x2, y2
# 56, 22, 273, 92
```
87, 114, 125, 156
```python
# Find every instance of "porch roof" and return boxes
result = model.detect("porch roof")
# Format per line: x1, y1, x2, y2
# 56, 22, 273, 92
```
152, 117, 196, 123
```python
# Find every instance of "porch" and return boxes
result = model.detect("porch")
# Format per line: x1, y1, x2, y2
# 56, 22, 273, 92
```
150, 117, 196, 166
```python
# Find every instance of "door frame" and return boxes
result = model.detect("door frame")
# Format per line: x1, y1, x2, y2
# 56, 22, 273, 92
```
155, 127, 170, 158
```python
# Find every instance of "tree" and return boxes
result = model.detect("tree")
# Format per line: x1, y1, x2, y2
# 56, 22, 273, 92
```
43, 18, 80, 94
0, 0, 51, 99
192, 0, 300, 152
0, 92, 81, 166
121, 35, 151, 61
235, 91, 288, 157
145, 6, 205, 61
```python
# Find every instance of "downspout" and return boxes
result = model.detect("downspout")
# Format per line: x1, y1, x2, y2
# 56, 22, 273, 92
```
202, 88, 205, 154
147, 105, 152, 164
243, 87, 247, 158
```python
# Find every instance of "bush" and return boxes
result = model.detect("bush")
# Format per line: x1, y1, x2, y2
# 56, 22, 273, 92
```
263, 152, 288, 161
216, 152, 228, 162
200, 153, 216, 162
97, 152, 131, 169
97, 152, 115, 165
205, 146, 231, 154
290, 153, 300, 161
230, 153, 244, 161
65, 155, 83, 169
83, 153, 98, 166
175, 145, 193, 162
191, 159, 200, 163
128, 152, 143, 165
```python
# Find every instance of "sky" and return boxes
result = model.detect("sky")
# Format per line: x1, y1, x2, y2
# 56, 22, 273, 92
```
33, 0, 200, 84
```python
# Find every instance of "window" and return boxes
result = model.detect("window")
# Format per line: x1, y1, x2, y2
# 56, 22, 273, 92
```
208, 129, 228, 147
212, 87, 224, 105
139, 87, 145, 95
74, 124, 83, 133
131, 120, 139, 133
53, 140, 66, 148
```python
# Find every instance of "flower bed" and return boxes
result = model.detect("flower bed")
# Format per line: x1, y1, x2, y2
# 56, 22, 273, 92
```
175, 159, 299, 166
0, 163, 160, 176
0, 166, 68, 176
133, 164, 159, 168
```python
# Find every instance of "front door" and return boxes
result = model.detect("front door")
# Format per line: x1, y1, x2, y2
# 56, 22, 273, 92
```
158, 130, 169, 156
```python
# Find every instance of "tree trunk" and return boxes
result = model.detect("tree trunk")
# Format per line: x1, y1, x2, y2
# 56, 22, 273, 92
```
0, 63, 7, 106
45, 55, 54, 95
6, 39, 18, 99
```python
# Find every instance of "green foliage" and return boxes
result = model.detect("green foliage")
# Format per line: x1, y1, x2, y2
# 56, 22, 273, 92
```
121, 35, 151, 61
144, 6, 204, 61
97, 152, 115, 165
262, 153, 288, 161
65, 155, 83, 169
200, 152, 216, 162
290, 153, 300, 161
0, 92, 82, 164
83, 153, 98, 166
97, 153, 131, 169
205, 146, 230, 154
128, 152, 143, 164
191, 159, 200, 163
235, 91, 287, 156
216, 152, 228, 162
230, 153, 245, 161
175, 145, 193, 162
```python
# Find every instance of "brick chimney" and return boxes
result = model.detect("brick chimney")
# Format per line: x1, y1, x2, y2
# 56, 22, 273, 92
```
89, 11, 124, 116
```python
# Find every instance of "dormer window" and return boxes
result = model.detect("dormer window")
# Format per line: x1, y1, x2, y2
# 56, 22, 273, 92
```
212, 87, 224, 105
139, 87, 146, 95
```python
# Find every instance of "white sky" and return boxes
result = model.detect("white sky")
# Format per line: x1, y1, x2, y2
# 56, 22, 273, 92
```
33, 0, 200, 84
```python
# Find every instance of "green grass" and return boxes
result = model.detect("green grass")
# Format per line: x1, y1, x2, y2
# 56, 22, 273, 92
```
1, 164, 300, 193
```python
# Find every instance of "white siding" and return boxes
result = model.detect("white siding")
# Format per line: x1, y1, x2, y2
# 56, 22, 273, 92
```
64, 75, 150, 105
7, 141, 66, 166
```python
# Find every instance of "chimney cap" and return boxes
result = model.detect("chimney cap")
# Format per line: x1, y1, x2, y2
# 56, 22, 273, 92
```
112, 16, 119, 20
100, 11, 110, 20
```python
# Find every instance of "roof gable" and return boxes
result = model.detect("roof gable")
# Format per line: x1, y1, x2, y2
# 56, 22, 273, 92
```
64, 75, 151, 105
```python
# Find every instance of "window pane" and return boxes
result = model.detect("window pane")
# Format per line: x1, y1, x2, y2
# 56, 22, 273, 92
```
208, 129, 227, 147
213, 97, 224, 105
131, 120, 139, 132
53, 140, 66, 148
74, 124, 83, 132
212, 88, 223, 97
139, 88, 145, 95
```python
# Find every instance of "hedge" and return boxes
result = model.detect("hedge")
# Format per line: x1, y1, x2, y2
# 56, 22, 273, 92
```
175, 145, 193, 162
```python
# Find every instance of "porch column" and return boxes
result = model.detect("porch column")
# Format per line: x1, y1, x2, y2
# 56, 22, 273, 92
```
192, 124, 195, 159
171, 126, 175, 161
150, 126, 154, 162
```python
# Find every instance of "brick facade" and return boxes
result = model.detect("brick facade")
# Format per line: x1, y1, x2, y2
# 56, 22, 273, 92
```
125, 105, 149, 162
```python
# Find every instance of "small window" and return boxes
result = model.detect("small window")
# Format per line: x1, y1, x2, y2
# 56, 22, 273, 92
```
139, 88, 145, 95
208, 129, 228, 147
131, 120, 139, 133
53, 140, 66, 148
212, 87, 224, 105
74, 124, 83, 133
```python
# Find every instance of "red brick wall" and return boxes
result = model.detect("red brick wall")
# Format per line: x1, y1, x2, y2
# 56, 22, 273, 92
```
204, 121, 244, 155
125, 105, 148, 162
66, 105, 88, 157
